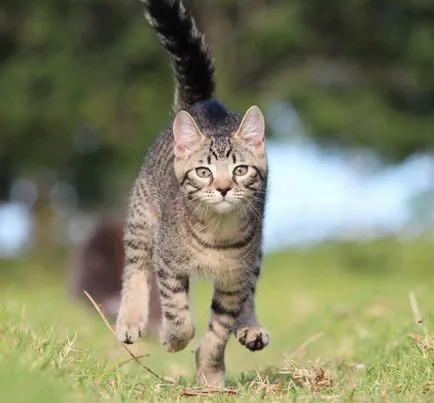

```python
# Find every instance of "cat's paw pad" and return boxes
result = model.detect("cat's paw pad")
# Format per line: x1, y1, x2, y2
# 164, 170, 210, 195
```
116, 312, 146, 344
161, 318, 195, 352
236, 326, 269, 351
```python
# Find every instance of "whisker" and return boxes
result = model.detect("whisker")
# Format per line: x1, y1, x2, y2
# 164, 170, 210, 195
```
246, 201, 263, 223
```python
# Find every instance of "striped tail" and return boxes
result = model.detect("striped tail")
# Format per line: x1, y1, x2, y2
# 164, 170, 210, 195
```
142, 0, 215, 112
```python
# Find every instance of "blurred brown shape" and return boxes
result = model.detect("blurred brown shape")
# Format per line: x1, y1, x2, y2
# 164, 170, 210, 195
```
69, 217, 161, 338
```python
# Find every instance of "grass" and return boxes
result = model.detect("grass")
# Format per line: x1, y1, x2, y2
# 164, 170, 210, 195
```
1, 237, 434, 401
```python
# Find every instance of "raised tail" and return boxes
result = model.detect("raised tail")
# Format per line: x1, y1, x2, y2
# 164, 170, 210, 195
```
142, 0, 215, 112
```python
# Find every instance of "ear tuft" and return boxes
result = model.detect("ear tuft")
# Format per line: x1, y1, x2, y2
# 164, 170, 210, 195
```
173, 111, 205, 158
234, 105, 265, 149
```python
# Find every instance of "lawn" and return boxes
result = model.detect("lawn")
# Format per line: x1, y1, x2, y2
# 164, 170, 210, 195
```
0, 238, 433, 402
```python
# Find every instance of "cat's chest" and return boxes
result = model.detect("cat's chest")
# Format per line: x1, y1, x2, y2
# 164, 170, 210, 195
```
194, 248, 242, 277
196, 246, 238, 266
178, 216, 253, 276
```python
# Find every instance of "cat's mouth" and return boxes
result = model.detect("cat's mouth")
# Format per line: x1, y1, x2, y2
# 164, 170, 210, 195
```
211, 199, 235, 214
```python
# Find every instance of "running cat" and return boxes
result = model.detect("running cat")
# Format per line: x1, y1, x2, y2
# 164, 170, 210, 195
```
116, 0, 269, 387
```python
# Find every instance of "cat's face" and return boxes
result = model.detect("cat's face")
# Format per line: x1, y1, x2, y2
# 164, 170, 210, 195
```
173, 106, 267, 215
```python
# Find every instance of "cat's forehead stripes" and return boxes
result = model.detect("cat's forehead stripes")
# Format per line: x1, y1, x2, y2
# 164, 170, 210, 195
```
208, 137, 233, 160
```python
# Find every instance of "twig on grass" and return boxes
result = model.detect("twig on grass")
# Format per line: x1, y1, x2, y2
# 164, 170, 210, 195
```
179, 386, 238, 397
287, 332, 324, 360
408, 290, 434, 357
84, 291, 172, 384
85, 290, 245, 397
117, 354, 151, 368
409, 290, 424, 327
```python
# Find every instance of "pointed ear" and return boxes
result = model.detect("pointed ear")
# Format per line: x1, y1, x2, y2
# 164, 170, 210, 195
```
173, 110, 205, 158
234, 105, 265, 149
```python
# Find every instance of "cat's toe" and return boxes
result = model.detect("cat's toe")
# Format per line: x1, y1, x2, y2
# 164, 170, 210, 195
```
116, 314, 146, 344
236, 326, 269, 351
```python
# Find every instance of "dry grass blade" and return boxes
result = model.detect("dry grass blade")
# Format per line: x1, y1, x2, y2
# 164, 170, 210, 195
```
408, 290, 434, 357
83, 291, 173, 385
179, 386, 238, 397
287, 332, 324, 360
409, 290, 424, 327
117, 354, 151, 368
409, 333, 434, 354
280, 359, 333, 393
248, 369, 283, 397
296, 396, 340, 402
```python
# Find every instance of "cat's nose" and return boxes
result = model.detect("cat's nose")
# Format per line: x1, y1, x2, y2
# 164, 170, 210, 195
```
217, 187, 231, 197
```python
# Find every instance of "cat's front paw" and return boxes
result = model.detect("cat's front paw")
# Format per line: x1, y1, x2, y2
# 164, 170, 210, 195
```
160, 317, 195, 352
235, 326, 269, 351
116, 308, 147, 344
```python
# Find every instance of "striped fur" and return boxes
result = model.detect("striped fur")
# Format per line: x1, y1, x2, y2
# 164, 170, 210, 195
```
117, 0, 269, 388
142, 0, 215, 112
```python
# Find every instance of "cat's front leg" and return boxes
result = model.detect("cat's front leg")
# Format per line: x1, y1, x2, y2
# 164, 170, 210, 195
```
155, 257, 194, 352
196, 281, 246, 388
116, 219, 152, 344
233, 267, 270, 351
233, 291, 270, 351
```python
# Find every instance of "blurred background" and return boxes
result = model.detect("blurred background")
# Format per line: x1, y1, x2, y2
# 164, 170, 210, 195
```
1, 0, 433, 257
1, 0, 434, 398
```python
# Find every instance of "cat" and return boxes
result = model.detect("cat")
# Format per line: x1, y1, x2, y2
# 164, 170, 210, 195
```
116, 0, 269, 387
69, 218, 161, 337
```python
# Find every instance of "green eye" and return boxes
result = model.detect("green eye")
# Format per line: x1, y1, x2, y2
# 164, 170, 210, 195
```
233, 165, 248, 176
196, 167, 212, 178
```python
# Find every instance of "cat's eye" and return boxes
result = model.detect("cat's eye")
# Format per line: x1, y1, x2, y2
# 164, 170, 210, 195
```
196, 167, 212, 178
233, 165, 248, 176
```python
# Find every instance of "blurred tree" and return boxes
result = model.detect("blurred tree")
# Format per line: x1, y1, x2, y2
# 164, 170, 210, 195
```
0, 0, 172, 206
204, 0, 434, 161
0, 0, 433, 206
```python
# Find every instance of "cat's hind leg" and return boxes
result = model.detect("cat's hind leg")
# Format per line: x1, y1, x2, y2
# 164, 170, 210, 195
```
155, 255, 195, 352
195, 281, 246, 388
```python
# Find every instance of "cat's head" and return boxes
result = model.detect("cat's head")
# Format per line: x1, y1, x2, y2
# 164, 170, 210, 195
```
173, 104, 267, 215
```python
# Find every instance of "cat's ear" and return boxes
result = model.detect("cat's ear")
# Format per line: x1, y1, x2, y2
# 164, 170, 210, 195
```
234, 105, 265, 149
173, 110, 205, 158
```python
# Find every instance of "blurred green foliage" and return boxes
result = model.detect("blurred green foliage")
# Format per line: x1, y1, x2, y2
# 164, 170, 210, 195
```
1, 0, 433, 205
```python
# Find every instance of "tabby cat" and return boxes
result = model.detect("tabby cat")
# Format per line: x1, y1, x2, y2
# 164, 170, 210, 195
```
116, 0, 269, 387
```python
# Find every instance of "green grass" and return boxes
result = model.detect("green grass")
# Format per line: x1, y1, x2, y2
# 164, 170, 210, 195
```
1, 238, 434, 401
